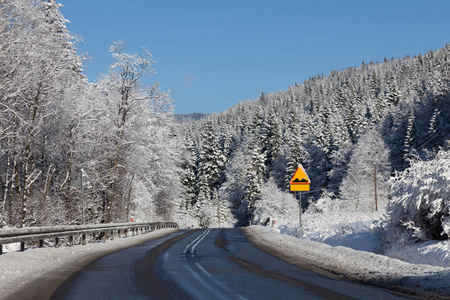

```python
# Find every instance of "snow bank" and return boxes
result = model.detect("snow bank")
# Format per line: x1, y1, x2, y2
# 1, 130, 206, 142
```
246, 225, 450, 298
277, 210, 450, 269
277, 211, 383, 252
384, 240, 450, 268
0, 228, 178, 298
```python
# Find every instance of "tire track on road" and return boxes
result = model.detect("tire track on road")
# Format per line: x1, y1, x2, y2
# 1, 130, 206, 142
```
215, 229, 355, 300
134, 229, 197, 299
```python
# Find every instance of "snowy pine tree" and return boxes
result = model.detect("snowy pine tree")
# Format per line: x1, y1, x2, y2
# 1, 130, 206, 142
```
245, 141, 266, 217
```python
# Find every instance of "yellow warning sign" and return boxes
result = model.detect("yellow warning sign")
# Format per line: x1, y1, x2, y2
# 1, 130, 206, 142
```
290, 164, 310, 192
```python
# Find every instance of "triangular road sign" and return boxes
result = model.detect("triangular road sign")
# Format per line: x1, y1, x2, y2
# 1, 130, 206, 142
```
290, 164, 310, 191
72, 168, 92, 189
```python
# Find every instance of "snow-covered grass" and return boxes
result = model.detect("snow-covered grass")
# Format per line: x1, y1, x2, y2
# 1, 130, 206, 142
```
0, 228, 178, 298
247, 225, 450, 298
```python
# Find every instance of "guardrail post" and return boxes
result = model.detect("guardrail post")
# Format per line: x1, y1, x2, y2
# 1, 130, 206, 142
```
0, 245, 2, 255
92, 233, 96, 243
20, 242, 25, 252
110, 230, 114, 241
55, 237, 59, 248
39, 239, 44, 248
124, 229, 128, 237
82, 234, 86, 245
69, 236, 73, 247
101, 232, 106, 243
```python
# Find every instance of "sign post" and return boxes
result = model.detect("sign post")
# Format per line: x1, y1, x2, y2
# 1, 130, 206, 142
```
73, 169, 92, 225
290, 164, 310, 239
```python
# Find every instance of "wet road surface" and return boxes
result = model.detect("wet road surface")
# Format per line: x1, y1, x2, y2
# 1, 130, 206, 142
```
50, 228, 412, 299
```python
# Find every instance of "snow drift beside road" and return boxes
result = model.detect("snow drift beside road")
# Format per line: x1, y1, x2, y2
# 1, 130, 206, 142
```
245, 225, 450, 298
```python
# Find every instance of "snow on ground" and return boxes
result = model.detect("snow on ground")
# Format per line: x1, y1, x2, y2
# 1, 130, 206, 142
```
275, 210, 450, 269
279, 211, 384, 252
0, 228, 178, 298
261, 209, 450, 297
247, 225, 450, 298
383, 239, 450, 268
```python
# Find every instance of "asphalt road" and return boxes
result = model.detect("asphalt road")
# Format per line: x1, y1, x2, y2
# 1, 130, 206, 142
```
50, 228, 412, 300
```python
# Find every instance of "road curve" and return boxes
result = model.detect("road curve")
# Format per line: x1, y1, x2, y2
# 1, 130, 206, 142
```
50, 228, 412, 300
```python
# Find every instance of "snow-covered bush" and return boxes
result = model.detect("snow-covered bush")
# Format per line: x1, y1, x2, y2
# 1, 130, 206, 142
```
306, 190, 339, 214
381, 149, 450, 244
252, 179, 298, 225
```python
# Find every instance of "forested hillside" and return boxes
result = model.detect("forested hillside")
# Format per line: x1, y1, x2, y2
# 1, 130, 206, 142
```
179, 46, 450, 227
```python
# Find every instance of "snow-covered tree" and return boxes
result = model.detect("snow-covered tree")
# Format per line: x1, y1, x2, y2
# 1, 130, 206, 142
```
380, 148, 450, 245
340, 129, 390, 212
197, 120, 226, 202
0, 0, 85, 227
219, 137, 249, 225
385, 72, 401, 106
265, 107, 282, 170
253, 179, 298, 225
244, 140, 266, 216
179, 133, 198, 211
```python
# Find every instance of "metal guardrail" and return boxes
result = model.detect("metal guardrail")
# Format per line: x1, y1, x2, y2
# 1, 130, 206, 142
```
0, 221, 178, 254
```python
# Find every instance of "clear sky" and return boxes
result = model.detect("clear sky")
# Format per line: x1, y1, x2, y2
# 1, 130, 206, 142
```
60, 0, 450, 114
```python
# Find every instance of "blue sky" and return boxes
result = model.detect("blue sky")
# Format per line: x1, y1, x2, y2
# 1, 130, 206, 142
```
60, 0, 450, 114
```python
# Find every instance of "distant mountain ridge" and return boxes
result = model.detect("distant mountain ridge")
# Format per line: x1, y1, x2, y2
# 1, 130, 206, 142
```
174, 112, 209, 123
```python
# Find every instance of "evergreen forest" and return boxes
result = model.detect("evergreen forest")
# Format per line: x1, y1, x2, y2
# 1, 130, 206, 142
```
179, 46, 450, 228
